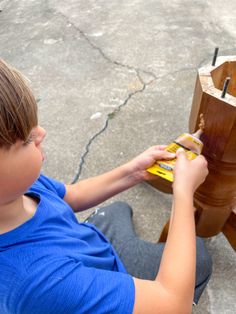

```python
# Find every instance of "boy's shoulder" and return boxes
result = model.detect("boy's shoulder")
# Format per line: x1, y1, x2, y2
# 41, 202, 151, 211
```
29, 173, 66, 199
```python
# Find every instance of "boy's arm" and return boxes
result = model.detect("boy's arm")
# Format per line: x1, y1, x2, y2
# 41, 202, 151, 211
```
133, 192, 196, 314
64, 146, 174, 212
133, 149, 208, 314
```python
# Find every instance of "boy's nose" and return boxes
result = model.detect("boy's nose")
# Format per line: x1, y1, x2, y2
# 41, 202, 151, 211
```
35, 126, 46, 145
39, 126, 46, 139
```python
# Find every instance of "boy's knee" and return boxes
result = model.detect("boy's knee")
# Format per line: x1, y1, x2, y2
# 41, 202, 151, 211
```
92, 202, 133, 221
196, 237, 212, 279
109, 201, 133, 216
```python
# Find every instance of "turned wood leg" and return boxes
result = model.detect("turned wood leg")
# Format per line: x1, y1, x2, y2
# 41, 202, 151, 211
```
158, 220, 170, 242
222, 210, 236, 251
159, 210, 236, 252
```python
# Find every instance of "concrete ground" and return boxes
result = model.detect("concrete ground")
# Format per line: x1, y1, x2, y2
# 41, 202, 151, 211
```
0, 0, 235, 313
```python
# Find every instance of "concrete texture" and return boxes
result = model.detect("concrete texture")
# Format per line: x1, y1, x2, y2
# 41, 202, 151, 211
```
0, 0, 235, 312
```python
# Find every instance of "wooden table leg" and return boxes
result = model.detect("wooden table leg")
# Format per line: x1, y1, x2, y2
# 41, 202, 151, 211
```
153, 56, 236, 250
222, 210, 236, 251
158, 220, 170, 242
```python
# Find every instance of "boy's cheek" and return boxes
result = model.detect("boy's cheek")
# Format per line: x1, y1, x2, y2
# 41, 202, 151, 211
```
0, 151, 42, 203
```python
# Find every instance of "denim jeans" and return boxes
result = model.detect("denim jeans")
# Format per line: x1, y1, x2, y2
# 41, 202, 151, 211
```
85, 201, 212, 304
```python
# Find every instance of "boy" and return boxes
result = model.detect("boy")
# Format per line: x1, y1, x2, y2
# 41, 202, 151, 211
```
0, 58, 212, 314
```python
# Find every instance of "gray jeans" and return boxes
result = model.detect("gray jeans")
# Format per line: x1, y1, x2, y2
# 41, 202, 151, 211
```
85, 201, 212, 304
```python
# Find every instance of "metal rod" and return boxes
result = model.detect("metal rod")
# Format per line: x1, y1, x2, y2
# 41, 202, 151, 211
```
221, 77, 231, 98
212, 47, 219, 66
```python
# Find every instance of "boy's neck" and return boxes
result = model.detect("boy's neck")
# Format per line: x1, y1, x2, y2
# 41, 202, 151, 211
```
0, 195, 38, 234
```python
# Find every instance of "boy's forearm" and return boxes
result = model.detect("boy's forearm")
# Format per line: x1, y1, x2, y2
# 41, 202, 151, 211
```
156, 190, 196, 307
64, 163, 142, 211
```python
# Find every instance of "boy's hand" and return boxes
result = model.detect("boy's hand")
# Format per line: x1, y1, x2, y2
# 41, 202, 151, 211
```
173, 148, 208, 195
126, 145, 175, 181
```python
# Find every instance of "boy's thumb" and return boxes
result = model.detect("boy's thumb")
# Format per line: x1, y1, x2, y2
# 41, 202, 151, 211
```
176, 147, 186, 158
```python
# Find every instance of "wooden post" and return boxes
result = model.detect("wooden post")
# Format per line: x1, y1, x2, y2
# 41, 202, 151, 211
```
149, 56, 236, 247
189, 56, 236, 237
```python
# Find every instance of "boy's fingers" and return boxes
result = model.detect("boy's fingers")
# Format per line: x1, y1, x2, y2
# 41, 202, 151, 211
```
176, 147, 187, 158
153, 150, 175, 159
195, 155, 208, 169
150, 145, 167, 151
197, 154, 207, 164
156, 145, 168, 150
162, 151, 175, 158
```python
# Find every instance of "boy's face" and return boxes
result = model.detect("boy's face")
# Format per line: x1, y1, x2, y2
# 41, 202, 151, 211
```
0, 126, 46, 205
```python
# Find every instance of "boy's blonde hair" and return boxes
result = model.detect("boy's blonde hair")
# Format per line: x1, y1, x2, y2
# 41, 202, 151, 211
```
0, 58, 38, 148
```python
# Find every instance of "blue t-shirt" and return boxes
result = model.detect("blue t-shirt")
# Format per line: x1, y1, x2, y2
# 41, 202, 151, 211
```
0, 174, 135, 314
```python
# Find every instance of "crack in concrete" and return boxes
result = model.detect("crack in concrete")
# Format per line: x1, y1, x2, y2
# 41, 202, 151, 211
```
71, 65, 197, 183
52, 8, 157, 83
77, 27, 157, 82
47, 7, 157, 182
71, 82, 146, 183
49, 5, 200, 182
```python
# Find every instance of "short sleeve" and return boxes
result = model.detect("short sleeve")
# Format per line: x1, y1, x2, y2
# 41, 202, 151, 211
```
15, 258, 135, 314
35, 173, 66, 198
